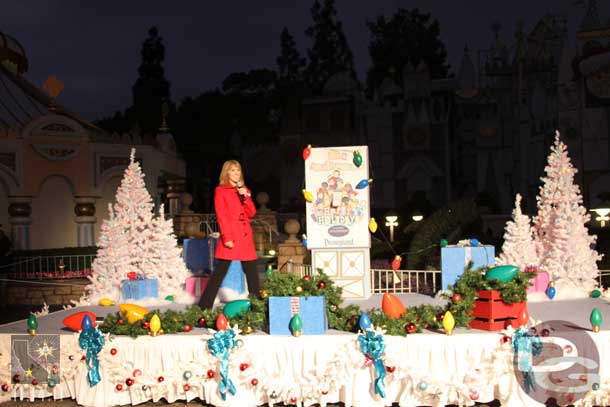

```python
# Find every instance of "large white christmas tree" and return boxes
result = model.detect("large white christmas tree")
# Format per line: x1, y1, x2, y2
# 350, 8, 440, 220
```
533, 131, 601, 295
497, 194, 539, 271
81, 149, 193, 305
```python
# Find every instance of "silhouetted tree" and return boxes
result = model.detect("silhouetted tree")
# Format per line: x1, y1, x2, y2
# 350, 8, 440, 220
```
366, 8, 449, 95
132, 26, 171, 135
304, 0, 355, 93
276, 27, 306, 93
222, 69, 277, 96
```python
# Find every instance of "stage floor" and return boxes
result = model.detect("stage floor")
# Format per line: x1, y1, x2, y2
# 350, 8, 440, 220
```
0, 295, 608, 407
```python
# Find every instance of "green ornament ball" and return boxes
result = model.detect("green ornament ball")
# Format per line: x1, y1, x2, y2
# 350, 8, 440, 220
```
591, 289, 602, 298
165, 295, 175, 302
440, 239, 448, 248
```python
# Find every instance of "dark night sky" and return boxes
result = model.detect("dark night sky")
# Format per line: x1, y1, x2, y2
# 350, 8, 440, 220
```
2, 1, 601, 121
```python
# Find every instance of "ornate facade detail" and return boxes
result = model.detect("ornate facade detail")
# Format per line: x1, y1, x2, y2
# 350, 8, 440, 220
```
32, 144, 80, 161
41, 123, 74, 132
8, 202, 31, 217
74, 202, 96, 217
0, 152, 16, 171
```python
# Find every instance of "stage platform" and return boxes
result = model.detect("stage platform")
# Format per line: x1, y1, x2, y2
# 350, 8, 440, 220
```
0, 295, 609, 407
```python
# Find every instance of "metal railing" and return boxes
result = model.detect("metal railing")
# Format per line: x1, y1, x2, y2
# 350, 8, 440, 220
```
599, 269, 610, 288
6, 255, 95, 280
370, 269, 441, 295
280, 261, 312, 277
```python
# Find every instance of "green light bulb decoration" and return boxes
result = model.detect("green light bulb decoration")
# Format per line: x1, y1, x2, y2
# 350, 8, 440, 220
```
590, 308, 602, 333
27, 314, 38, 335
266, 264, 273, 278
290, 314, 303, 337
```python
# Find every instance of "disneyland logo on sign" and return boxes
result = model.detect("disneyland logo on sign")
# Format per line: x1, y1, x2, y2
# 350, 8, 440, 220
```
512, 320, 600, 405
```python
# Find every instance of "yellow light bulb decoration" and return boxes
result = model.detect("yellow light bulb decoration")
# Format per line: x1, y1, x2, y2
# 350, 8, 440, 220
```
302, 190, 314, 203
368, 218, 378, 233
149, 314, 161, 336
442, 311, 455, 335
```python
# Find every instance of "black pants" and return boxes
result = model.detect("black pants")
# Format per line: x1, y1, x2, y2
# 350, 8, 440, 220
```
198, 259, 261, 310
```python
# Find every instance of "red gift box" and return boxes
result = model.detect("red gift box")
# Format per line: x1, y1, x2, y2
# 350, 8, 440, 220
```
468, 290, 527, 331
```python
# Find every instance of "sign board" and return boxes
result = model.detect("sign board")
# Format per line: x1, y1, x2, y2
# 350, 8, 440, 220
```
305, 146, 370, 249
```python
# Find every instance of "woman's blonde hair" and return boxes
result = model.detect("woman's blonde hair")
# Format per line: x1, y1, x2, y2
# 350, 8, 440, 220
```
218, 160, 243, 185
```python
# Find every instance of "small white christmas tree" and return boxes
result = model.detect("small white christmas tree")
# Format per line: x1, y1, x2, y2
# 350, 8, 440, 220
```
81, 148, 193, 305
533, 131, 602, 295
497, 194, 538, 271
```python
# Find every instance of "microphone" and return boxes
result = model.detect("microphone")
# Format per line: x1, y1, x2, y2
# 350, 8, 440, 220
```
236, 180, 246, 203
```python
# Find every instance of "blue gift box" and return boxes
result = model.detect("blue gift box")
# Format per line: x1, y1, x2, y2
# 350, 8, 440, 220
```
441, 245, 495, 290
183, 238, 218, 274
120, 278, 158, 300
268, 296, 327, 335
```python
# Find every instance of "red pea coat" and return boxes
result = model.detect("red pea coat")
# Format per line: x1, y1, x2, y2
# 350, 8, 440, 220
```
214, 184, 258, 261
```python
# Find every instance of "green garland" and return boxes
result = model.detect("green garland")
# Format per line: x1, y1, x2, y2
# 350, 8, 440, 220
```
100, 265, 535, 337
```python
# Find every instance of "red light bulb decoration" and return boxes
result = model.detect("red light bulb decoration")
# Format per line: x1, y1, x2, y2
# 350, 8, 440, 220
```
216, 313, 228, 331
391, 255, 402, 271
302, 144, 312, 160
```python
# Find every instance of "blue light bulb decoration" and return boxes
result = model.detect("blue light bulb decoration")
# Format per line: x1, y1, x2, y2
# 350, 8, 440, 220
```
81, 314, 93, 330
469, 238, 479, 247
302, 234, 308, 249
546, 282, 556, 300
356, 179, 373, 190
359, 312, 372, 331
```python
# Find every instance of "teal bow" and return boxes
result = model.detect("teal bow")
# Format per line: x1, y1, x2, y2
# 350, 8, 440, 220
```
78, 327, 105, 387
512, 328, 542, 393
207, 328, 237, 400
358, 330, 386, 398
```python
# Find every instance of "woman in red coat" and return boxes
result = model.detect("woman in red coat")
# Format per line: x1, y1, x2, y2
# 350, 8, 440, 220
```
199, 160, 260, 309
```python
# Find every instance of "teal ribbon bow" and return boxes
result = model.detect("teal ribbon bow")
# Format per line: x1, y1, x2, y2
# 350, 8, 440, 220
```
512, 328, 542, 393
207, 328, 237, 400
358, 330, 386, 398
78, 326, 105, 387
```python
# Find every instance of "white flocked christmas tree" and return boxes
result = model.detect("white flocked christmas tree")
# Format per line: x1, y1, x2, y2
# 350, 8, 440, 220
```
533, 131, 601, 296
497, 194, 539, 271
81, 148, 193, 305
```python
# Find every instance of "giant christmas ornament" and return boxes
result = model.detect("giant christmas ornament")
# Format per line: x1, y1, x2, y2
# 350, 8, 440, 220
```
302, 144, 311, 160
546, 282, 556, 300
368, 218, 378, 233
442, 311, 455, 335
353, 150, 363, 167
118, 304, 150, 324
485, 265, 519, 283
302, 190, 314, 203
391, 255, 402, 271
355, 179, 372, 189
149, 314, 162, 336
590, 308, 602, 333
359, 313, 372, 330
216, 313, 228, 331
27, 314, 38, 335
63, 311, 97, 332
381, 293, 406, 319
223, 299, 251, 319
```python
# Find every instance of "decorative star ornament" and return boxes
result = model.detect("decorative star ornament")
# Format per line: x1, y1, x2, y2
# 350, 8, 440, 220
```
35, 341, 56, 359
25, 368, 33, 377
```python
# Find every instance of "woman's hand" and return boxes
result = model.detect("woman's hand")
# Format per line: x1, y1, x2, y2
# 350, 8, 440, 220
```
224, 240, 234, 248
237, 187, 250, 198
